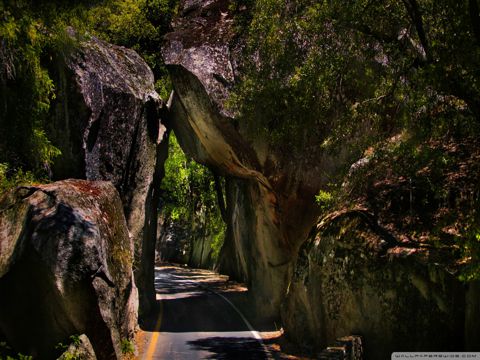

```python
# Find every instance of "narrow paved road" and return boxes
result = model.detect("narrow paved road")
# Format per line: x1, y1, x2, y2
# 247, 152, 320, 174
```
138, 265, 271, 360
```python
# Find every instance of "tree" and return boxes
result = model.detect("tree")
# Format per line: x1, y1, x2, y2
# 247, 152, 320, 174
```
230, 0, 480, 151
159, 133, 225, 266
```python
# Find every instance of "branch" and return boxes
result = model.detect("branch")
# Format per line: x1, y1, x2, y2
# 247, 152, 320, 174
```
402, 0, 431, 62
354, 23, 397, 44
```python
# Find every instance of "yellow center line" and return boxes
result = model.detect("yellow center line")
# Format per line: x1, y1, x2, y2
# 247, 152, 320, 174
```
144, 299, 163, 360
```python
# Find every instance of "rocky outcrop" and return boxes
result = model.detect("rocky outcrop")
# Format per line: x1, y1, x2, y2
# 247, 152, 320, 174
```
281, 136, 480, 356
0, 180, 137, 359
282, 210, 476, 359
163, 0, 329, 318
47, 33, 168, 314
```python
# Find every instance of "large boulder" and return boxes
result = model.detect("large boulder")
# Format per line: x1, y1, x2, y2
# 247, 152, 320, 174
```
47, 33, 168, 313
281, 136, 480, 356
0, 180, 137, 359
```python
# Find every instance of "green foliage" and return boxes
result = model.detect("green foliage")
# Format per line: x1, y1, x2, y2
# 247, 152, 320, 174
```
342, 132, 480, 283
0, 1, 63, 179
315, 190, 335, 212
0, 0, 178, 189
0, 341, 33, 360
0, 163, 37, 194
69, 335, 81, 347
229, 1, 397, 150
55, 341, 68, 352
160, 133, 226, 263
84, 0, 178, 95
58, 352, 79, 360
8, 355, 32, 360
229, 0, 480, 152
54, 334, 83, 360
161, 134, 215, 219
210, 225, 226, 260
120, 338, 135, 355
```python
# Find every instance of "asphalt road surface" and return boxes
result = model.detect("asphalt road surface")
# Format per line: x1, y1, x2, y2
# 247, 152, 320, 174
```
139, 265, 272, 360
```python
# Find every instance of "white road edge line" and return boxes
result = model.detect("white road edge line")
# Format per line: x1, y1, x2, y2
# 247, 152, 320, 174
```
200, 285, 273, 360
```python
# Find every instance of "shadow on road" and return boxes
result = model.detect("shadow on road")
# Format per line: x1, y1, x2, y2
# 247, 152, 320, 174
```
140, 265, 256, 333
138, 265, 303, 359
187, 336, 267, 359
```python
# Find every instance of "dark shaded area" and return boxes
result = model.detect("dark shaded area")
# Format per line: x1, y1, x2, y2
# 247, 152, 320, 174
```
145, 95, 161, 143
213, 171, 227, 222
0, 198, 117, 360
137, 131, 171, 319
0, 248, 74, 360
187, 336, 267, 360
86, 115, 102, 152
0, 53, 49, 173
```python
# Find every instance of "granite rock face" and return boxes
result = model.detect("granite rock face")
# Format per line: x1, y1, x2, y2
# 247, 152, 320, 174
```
162, 0, 480, 351
48, 34, 168, 313
0, 180, 137, 359
163, 0, 344, 317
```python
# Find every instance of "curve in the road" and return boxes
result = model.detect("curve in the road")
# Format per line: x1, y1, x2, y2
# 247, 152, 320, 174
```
140, 266, 271, 360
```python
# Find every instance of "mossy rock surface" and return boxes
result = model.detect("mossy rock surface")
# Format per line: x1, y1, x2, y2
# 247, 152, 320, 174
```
283, 210, 472, 359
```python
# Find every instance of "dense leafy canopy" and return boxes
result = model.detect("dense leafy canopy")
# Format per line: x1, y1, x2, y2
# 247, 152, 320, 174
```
82, 0, 178, 98
1, 0, 61, 180
230, 0, 480, 150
